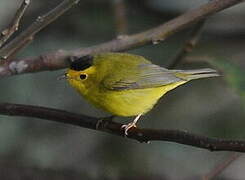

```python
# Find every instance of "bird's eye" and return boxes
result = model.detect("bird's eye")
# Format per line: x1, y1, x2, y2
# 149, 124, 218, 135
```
79, 74, 87, 80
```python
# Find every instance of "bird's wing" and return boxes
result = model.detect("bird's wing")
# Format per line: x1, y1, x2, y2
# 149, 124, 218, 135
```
103, 64, 183, 90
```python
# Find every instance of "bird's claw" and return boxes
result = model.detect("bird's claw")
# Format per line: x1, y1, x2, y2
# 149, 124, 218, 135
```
121, 123, 137, 136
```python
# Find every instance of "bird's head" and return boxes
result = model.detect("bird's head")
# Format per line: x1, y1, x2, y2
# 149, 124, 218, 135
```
61, 55, 96, 93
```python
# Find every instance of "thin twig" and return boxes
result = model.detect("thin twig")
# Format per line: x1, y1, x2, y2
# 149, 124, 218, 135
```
0, 0, 31, 48
0, 0, 242, 78
168, 19, 206, 69
202, 153, 241, 180
5, 36, 34, 60
1, 102, 245, 152
0, 0, 80, 60
113, 0, 128, 35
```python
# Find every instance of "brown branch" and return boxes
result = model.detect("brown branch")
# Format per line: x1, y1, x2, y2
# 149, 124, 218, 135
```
168, 19, 206, 69
0, 0, 31, 48
113, 0, 128, 36
6, 36, 34, 60
202, 153, 241, 180
1, 102, 245, 152
0, 0, 80, 60
0, 0, 242, 77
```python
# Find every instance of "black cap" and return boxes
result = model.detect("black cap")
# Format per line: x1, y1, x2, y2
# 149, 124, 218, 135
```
70, 55, 93, 71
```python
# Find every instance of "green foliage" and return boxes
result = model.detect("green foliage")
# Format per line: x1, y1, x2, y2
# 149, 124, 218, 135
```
210, 59, 245, 107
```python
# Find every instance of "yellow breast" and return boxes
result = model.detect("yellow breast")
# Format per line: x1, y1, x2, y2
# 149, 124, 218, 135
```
80, 81, 185, 117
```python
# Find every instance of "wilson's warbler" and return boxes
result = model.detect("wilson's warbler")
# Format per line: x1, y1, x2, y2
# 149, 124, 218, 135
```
63, 53, 219, 135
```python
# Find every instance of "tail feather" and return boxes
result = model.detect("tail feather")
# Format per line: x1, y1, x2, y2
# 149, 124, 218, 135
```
171, 68, 220, 81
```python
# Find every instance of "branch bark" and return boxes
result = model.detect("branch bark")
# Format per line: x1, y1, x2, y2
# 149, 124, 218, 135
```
202, 153, 241, 179
168, 19, 206, 69
0, 0, 31, 48
113, 0, 128, 35
1, 102, 245, 152
0, 0, 243, 77
0, 0, 80, 60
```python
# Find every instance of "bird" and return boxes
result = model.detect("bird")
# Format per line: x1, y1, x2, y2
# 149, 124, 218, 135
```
62, 53, 219, 135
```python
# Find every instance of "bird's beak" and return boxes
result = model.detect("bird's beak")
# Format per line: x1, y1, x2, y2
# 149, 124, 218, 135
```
57, 73, 68, 80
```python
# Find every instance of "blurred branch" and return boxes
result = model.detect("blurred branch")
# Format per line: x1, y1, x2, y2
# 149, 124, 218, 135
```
0, 164, 88, 179
113, 0, 128, 35
0, 0, 243, 77
0, 0, 31, 48
168, 19, 206, 69
1, 102, 245, 152
0, 0, 80, 60
202, 153, 241, 180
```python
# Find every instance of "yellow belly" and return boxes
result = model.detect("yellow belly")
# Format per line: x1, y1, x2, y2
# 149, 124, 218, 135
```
83, 82, 185, 117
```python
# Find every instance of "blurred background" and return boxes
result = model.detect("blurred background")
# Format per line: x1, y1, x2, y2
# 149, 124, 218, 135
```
0, 0, 245, 179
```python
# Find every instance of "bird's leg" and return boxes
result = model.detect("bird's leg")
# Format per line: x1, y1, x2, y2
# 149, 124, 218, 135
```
121, 114, 142, 136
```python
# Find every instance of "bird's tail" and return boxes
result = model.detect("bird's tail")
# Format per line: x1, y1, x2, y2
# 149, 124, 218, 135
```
171, 68, 220, 81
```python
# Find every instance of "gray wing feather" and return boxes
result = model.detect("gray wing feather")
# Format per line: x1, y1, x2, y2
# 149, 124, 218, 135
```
137, 64, 182, 86
105, 64, 183, 90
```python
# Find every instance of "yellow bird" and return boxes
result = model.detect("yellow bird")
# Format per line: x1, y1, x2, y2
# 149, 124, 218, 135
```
64, 53, 219, 135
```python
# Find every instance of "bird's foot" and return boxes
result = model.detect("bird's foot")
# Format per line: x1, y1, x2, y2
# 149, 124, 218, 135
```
121, 122, 137, 136
121, 114, 142, 136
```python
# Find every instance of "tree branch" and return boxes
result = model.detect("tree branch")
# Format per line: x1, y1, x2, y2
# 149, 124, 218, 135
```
112, 0, 128, 36
0, 0, 80, 60
202, 153, 241, 180
0, 0, 242, 77
168, 19, 206, 69
0, 0, 31, 48
1, 102, 245, 152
